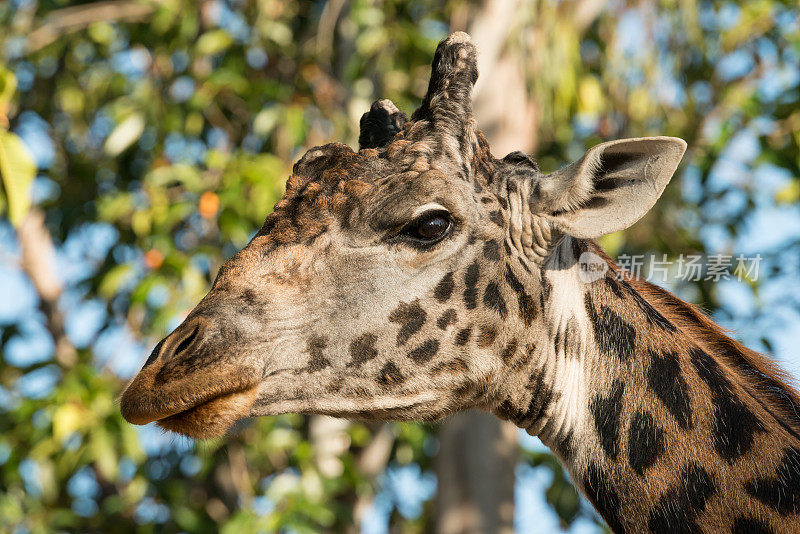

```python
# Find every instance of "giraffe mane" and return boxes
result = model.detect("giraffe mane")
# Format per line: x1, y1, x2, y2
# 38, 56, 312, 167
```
590, 243, 800, 440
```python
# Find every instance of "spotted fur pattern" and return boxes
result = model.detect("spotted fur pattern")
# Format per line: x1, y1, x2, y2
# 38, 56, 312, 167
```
563, 245, 800, 532
121, 32, 800, 532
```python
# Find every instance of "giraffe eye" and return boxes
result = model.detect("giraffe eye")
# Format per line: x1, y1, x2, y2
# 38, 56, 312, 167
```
403, 210, 453, 245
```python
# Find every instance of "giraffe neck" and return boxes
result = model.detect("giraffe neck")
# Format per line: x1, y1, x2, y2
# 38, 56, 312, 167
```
492, 238, 800, 532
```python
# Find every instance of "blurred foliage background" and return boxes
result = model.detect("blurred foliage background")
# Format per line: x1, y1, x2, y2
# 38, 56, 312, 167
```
1, 0, 799, 532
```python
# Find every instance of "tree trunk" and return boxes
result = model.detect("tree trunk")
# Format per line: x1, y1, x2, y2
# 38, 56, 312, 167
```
454, 0, 538, 156
435, 410, 518, 534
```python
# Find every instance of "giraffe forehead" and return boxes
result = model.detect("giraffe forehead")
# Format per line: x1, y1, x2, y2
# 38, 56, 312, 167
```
251, 121, 509, 259
257, 142, 431, 238
263, 170, 481, 253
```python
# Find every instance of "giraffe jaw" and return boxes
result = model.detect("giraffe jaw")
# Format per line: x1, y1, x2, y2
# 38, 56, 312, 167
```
248, 386, 461, 422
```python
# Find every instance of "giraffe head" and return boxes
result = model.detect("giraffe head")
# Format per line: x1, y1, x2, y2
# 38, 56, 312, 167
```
120, 33, 686, 438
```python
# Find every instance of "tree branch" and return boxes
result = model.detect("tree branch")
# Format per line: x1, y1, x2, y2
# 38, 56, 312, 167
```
18, 209, 76, 367
27, 0, 164, 53
570, 0, 609, 33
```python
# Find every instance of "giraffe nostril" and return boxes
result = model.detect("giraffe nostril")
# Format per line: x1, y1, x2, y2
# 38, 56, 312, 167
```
171, 323, 200, 360
142, 339, 165, 369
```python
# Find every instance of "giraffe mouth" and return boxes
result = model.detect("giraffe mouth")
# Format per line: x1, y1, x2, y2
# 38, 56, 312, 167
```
153, 386, 260, 439
120, 360, 262, 439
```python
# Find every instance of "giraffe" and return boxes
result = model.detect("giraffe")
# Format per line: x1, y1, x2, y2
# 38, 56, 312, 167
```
120, 33, 800, 532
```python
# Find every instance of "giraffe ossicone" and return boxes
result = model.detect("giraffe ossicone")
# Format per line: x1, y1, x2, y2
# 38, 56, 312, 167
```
121, 32, 800, 532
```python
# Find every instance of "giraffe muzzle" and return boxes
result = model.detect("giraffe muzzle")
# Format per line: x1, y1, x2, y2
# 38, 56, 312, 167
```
119, 315, 262, 438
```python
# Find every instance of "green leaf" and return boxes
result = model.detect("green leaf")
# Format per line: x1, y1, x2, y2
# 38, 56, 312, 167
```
98, 263, 136, 298
145, 163, 204, 191
0, 129, 36, 227
196, 29, 233, 56
104, 113, 145, 156
89, 429, 118, 481
775, 180, 800, 204
0, 66, 17, 107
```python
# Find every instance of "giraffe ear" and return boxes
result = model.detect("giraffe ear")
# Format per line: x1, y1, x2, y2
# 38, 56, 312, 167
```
359, 99, 408, 149
532, 137, 687, 239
